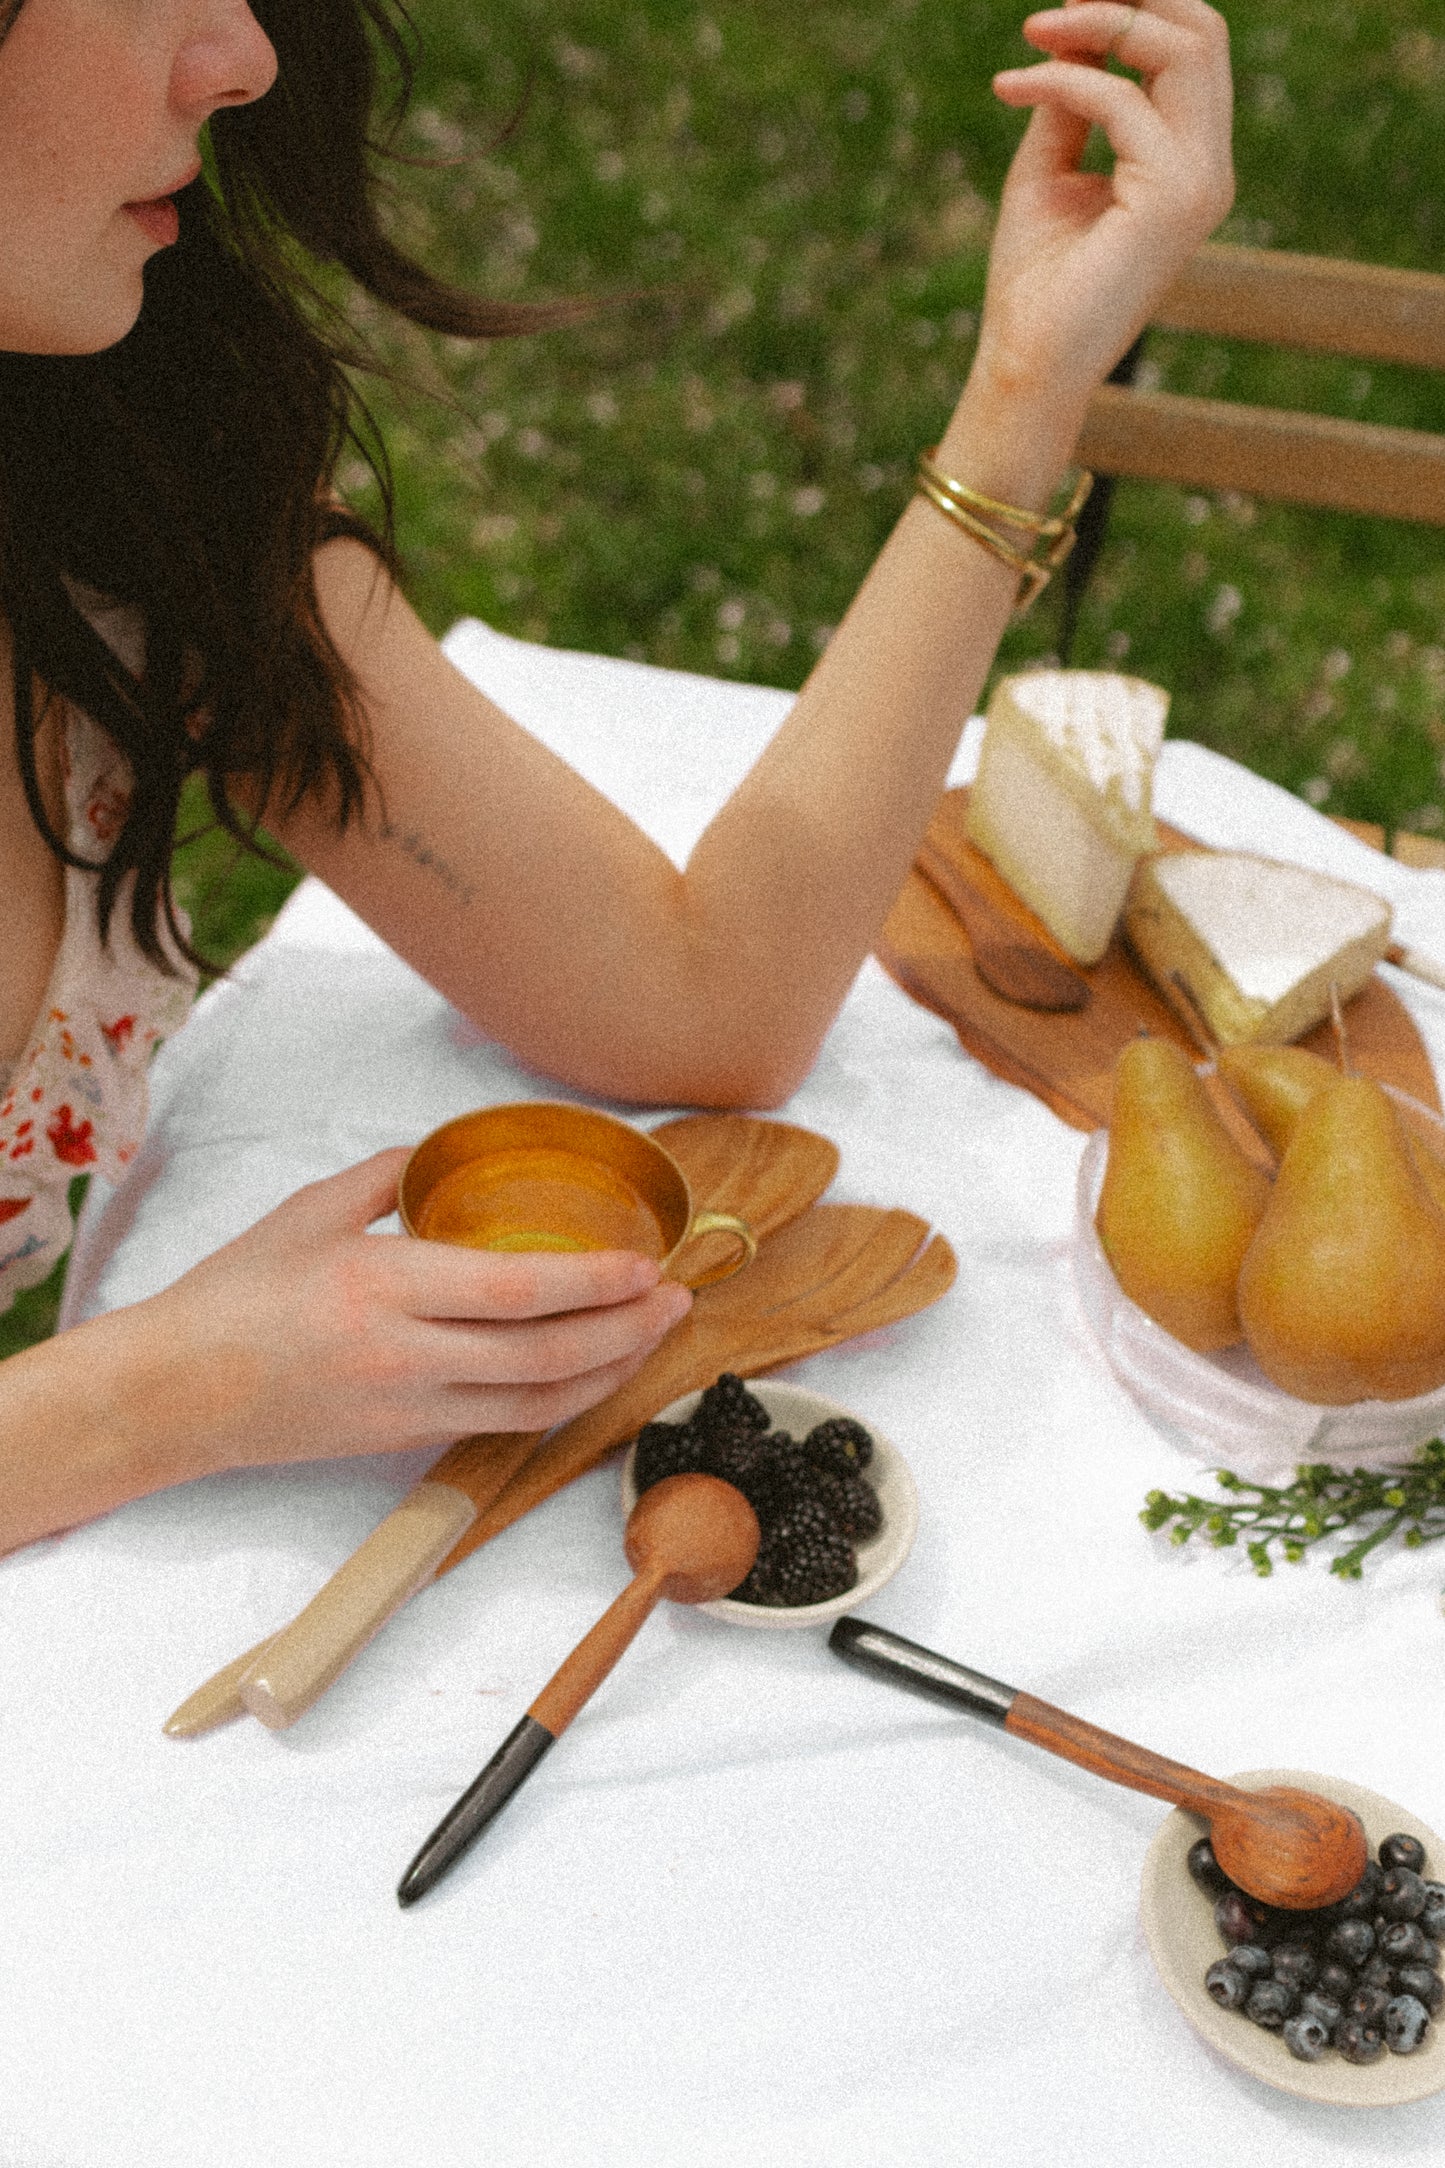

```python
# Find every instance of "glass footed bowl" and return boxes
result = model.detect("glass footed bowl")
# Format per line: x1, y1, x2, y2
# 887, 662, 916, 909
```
1072, 1084, 1445, 1481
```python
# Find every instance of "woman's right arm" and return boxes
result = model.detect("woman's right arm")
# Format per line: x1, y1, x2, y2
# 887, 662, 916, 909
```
0, 1150, 690, 1554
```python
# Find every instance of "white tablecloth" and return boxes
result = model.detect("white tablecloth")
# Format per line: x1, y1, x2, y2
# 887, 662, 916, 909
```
8, 621, 1445, 2167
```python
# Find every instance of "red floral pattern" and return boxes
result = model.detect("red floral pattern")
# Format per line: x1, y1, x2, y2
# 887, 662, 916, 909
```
0, 704, 196, 1310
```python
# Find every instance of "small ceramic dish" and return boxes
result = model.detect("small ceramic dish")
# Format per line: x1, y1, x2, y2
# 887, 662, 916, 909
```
1072, 1126, 1445, 1479
1141, 1768, 1445, 2106
620, 1379, 917, 1628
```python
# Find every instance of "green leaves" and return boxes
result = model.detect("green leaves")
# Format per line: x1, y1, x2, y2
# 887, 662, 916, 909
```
1141, 1440, 1445, 1581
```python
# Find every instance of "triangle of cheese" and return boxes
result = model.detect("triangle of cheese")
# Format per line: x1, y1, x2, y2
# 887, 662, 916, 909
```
1124, 850, 1393, 1045
966, 670, 1168, 964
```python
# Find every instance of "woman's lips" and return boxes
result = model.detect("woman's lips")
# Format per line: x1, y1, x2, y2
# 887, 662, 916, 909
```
122, 197, 180, 247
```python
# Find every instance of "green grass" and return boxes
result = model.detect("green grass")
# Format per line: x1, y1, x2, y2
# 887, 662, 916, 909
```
181, 0, 1445, 968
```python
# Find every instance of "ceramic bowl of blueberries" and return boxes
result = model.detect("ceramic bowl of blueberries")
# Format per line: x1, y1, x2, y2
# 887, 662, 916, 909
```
619, 1376, 918, 1628
1141, 1768, 1445, 2105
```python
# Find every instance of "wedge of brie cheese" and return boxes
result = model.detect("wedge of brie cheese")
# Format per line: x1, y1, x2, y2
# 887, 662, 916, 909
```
1125, 849, 1393, 1046
966, 670, 1169, 964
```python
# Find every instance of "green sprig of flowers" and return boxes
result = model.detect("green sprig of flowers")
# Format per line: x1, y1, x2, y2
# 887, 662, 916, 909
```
1141, 1439, 1445, 1580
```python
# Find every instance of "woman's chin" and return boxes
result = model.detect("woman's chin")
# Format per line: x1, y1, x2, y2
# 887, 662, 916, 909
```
0, 287, 145, 356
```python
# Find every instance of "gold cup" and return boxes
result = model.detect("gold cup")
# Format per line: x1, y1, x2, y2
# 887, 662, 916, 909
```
398, 1101, 756, 1288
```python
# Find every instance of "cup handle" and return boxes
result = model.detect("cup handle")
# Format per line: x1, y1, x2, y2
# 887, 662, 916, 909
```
671, 1210, 757, 1288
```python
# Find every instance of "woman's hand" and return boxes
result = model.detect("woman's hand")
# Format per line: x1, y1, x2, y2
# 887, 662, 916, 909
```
140, 1149, 694, 1468
977, 0, 1234, 416
0, 1149, 692, 1552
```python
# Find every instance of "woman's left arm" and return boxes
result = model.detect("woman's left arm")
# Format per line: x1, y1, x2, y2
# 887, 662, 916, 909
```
272, 0, 1234, 1109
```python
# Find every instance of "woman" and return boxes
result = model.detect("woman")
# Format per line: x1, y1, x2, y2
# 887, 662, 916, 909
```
0, 0, 1233, 1552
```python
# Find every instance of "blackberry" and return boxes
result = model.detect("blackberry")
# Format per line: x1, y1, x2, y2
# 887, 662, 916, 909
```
807, 1464, 883, 1542
694, 1373, 769, 1441
731, 1494, 857, 1608
633, 1419, 704, 1492
803, 1415, 875, 1476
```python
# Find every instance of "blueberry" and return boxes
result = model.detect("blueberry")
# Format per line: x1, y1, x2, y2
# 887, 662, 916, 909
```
1359, 1955, 1396, 1994
1385, 1994, 1431, 2055
1332, 1861, 1383, 1920
1379, 1833, 1427, 1876
1381, 1920, 1428, 1967
1299, 1990, 1343, 2038
1282, 2012, 1330, 2062
1215, 1890, 1265, 1946
1326, 1919, 1375, 1968
1246, 1980, 1296, 2031
1229, 1944, 1273, 1981
1205, 1958, 1250, 2011
1336, 2016, 1385, 2064
1316, 1960, 1356, 2003
1271, 1944, 1318, 1995
1422, 1937, 1442, 1971
1396, 1964, 1445, 2016
1188, 1836, 1232, 1897
1381, 1867, 1428, 1921
1347, 1984, 1392, 2030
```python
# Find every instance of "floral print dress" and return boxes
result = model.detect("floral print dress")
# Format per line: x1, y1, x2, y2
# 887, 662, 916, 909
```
0, 706, 197, 1313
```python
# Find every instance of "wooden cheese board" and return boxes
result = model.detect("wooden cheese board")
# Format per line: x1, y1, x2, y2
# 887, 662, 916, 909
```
877, 786, 1440, 1136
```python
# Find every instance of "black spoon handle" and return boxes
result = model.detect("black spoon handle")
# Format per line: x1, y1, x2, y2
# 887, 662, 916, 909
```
828, 1617, 1016, 1727
397, 1715, 555, 1908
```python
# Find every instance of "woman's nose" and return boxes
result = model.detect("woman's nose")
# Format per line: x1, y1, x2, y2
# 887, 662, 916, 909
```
171, 1, 279, 116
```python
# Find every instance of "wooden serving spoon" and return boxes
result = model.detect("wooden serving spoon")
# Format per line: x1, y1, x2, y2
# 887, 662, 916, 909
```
830, 1618, 1368, 1910
396, 1474, 760, 1907
916, 836, 1090, 1014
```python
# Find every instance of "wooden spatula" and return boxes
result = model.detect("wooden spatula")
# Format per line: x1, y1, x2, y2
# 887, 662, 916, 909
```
163, 1114, 837, 1738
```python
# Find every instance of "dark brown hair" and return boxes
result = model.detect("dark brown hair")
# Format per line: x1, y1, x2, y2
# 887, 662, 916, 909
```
0, 0, 576, 969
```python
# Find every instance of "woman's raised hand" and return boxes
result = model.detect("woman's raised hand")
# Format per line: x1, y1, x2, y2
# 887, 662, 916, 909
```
125, 1149, 693, 1475
978, 0, 1234, 417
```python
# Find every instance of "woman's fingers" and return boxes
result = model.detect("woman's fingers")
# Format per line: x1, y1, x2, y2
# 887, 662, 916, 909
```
380, 1234, 667, 1321
415, 1277, 692, 1387
993, 58, 1169, 168
1019, 4, 1193, 80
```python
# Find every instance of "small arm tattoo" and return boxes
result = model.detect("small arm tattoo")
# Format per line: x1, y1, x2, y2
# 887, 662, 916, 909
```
378, 818, 477, 908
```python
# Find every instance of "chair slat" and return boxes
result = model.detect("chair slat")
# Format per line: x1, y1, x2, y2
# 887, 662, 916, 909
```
1156, 245, 1445, 373
1076, 385, 1445, 525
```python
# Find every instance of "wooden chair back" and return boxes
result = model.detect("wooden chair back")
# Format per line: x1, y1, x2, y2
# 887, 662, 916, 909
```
1074, 244, 1445, 525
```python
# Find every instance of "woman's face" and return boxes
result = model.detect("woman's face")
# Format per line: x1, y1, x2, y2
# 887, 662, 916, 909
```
0, 0, 277, 354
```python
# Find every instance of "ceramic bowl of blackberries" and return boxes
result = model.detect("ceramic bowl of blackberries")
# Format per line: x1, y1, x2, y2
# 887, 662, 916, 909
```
620, 1375, 918, 1627
1141, 1769, 1445, 2105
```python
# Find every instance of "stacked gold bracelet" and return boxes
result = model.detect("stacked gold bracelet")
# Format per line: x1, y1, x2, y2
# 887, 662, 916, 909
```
915, 450, 1094, 617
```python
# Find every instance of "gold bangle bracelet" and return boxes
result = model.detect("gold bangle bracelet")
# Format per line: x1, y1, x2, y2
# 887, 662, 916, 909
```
915, 452, 1093, 616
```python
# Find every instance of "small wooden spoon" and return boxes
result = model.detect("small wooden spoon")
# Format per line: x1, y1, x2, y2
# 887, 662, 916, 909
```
396, 1474, 760, 1907
831, 1619, 1368, 1910
917, 837, 1090, 1014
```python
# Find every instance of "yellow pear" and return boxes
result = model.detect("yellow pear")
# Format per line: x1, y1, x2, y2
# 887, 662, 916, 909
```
1238, 1074, 1445, 1403
1096, 1038, 1272, 1352
1214, 1044, 1339, 1160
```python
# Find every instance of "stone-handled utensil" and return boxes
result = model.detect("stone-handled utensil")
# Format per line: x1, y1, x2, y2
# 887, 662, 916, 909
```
396, 1473, 761, 1906
830, 1617, 1368, 1910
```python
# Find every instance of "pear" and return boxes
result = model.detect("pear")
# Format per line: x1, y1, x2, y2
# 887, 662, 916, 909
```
1238, 1074, 1445, 1403
1096, 1038, 1272, 1352
1215, 1044, 1338, 1160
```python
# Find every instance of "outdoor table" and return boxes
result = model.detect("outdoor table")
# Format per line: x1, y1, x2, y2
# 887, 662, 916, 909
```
6, 621, 1445, 2167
